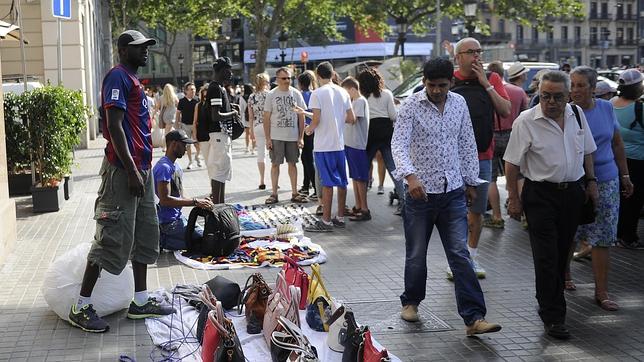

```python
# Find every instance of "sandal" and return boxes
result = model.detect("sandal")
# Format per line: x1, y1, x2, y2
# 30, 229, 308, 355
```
349, 209, 371, 221
595, 296, 619, 311
290, 194, 308, 203
573, 245, 592, 261
265, 194, 279, 205
344, 206, 359, 216
564, 280, 576, 291
258, 184, 266, 190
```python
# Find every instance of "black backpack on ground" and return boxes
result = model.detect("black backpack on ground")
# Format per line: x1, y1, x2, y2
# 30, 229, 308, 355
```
185, 204, 241, 257
451, 73, 495, 152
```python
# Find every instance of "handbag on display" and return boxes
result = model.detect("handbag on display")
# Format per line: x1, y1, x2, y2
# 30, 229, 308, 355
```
204, 275, 241, 310
238, 273, 272, 334
282, 255, 309, 310
196, 285, 219, 344
340, 310, 364, 362
326, 304, 347, 352
264, 273, 301, 362
271, 316, 320, 362
305, 295, 332, 332
201, 304, 225, 362
362, 329, 391, 362
214, 317, 245, 362
307, 263, 331, 305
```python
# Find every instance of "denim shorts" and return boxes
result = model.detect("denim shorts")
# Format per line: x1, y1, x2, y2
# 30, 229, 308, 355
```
87, 158, 160, 275
469, 159, 492, 214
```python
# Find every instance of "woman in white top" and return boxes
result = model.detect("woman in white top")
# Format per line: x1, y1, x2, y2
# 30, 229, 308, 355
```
357, 68, 405, 215
159, 83, 179, 140
247, 73, 271, 190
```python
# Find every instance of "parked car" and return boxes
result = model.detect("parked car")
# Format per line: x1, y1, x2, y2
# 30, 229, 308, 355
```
393, 62, 559, 101
597, 69, 625, 82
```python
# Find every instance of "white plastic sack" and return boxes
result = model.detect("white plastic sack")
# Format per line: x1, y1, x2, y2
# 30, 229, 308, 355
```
151, 117, 165, 148
41, 242, 135, 321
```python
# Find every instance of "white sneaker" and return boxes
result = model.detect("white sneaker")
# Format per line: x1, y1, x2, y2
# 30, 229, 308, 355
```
196, 159, 202, 167
471, 259, 486, 279
187, 162, 193, 170
377, 186, 385, 195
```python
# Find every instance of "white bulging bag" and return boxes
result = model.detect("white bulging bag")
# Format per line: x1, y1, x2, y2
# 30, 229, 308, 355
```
41, 242, 135, 320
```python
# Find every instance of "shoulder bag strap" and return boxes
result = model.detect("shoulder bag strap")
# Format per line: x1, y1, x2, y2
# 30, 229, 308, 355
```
571, 104, 582, 129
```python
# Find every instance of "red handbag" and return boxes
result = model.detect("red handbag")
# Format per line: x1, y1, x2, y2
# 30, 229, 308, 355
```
362, 329, 390, 362
201, 306, 225, 362
282, 255, 309, 309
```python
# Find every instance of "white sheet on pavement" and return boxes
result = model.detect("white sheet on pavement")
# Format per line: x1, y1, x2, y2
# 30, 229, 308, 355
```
145, 289, 400, 362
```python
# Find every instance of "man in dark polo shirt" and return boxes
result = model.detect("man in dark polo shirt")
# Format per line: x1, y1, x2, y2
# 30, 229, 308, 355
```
175, 82, 201, 169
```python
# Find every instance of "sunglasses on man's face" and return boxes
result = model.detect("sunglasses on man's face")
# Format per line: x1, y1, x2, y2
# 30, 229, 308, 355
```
277, 76, 291, 80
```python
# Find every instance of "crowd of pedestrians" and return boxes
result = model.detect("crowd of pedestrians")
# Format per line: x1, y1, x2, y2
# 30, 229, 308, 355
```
70, 29, 642, 341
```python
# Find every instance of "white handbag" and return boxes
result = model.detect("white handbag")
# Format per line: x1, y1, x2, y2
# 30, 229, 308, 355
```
271, 316, 320, 362
326, 303, 347, 352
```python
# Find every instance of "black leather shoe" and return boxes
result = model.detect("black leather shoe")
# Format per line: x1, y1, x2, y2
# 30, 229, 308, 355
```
545, 323, 571, 340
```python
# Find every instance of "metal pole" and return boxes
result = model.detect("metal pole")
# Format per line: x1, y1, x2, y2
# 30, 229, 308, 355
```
57, 18, 63, 85
16, 0, 35, 186
434, 0, 441, 58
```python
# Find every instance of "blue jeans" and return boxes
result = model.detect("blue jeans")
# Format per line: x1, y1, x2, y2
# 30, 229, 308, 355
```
400, 188, 487, 326
159, 215, 203, 251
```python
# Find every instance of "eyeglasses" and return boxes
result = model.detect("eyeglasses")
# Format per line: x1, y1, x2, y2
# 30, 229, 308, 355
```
458, 49, 484, 55
277, 77, 291, 80
540, 92, 567, 103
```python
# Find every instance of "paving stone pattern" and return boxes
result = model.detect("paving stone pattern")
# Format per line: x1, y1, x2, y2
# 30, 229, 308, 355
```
0, 139, 643, 361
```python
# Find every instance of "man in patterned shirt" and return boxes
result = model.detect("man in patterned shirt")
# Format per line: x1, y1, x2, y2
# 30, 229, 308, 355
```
392, 58, 502, 336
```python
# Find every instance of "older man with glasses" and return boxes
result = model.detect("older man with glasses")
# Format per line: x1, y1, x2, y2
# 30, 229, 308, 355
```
449, 37, 511, 280
504, 70, 598, 340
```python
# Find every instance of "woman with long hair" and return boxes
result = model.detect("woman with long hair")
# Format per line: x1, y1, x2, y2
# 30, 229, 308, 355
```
247, 73, 271, 189
159, 83, 179, 147
193, 84, 210, 164
241, 83, 255, 154
357, 67, 405, 215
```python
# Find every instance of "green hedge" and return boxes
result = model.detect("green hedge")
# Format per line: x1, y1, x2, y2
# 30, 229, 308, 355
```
4, 86, 90, 187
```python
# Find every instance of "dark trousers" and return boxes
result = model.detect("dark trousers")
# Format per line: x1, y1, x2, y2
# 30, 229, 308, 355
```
301, 133, 315, 191
522, 179, 584, 325
617, 158, 644, 243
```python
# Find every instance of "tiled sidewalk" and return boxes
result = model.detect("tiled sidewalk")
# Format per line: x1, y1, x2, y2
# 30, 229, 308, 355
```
0, 138, 643, 361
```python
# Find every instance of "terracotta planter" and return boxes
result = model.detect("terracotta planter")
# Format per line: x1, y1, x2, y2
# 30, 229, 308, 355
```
31, 183, 65, 213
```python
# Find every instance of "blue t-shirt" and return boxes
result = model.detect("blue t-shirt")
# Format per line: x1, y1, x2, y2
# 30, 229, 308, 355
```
613, 102, 644, 160
302, 90, 312, 126
582, 99, 619, 182
102, 64, 153, 170
152, 156, 183, 224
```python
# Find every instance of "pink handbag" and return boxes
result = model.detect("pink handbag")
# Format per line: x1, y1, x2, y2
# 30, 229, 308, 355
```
263, 271, 301, 346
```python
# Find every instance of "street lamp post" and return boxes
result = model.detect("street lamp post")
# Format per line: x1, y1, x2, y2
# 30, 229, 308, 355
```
278, 30, 288, 66
396, 17, 408, 59
463, 0, 478, 37
178, 53, 184, 84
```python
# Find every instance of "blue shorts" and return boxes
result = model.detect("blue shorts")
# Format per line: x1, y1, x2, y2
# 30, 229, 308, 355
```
469, 159, 492, 214
344, 146, 369, 182
314, 151, 348, 188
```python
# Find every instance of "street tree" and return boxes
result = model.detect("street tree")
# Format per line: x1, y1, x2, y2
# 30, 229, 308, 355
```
351, 0, 584, 56
241, 0, 349, 75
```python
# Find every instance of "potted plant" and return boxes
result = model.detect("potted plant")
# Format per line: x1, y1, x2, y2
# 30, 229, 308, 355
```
4, 92, 33, 196
23, 85, 89, 212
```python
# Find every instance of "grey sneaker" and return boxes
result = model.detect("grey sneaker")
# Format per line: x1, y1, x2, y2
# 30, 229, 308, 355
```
68, 304, 109, 333
471, 259, 486, 279
331, 217, 346, 228
304, 219, 333, 232
127, 297, 176, 319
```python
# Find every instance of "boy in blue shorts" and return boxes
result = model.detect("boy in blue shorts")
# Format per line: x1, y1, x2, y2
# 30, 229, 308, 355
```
341, 77, 371, 221
304, 62, 355, 232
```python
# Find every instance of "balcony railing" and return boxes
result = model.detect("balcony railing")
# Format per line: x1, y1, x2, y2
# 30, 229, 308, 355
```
515, 39, 589, 47
615, 13, 637, 20
478, 32, 512, 43
589, 12, 613, 19
616, 38, 638, 46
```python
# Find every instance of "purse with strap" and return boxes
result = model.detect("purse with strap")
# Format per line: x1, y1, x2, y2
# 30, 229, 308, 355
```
214, 316, 245, 362
571, 104, 596, 225
362, 329, 391, 362
307, 263, 331, 304
271, 316, 319, 362
264, 272, 301, 362
340, 310, 364, 362
282, 255, 309, 309
202, 303, 225, 362
238, 273, 272, 334
326, 304, 347, 352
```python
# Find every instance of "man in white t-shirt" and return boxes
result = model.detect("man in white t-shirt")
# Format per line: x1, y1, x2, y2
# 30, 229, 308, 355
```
263, 67, 307, 204
304, 62, 355, 232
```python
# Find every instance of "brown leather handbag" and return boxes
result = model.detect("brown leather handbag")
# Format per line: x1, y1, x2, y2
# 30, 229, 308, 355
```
238, 273, 272, 334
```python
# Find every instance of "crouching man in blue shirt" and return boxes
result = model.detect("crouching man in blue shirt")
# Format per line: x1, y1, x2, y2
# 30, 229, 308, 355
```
153, 130, 214, 250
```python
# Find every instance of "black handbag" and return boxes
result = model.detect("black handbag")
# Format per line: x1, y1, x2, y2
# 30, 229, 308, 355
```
579, 197, 596, 225
340, 310, 365, 362
205, 276, 241, 310
214, 318, 245, 362
230, 103, 245, 140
